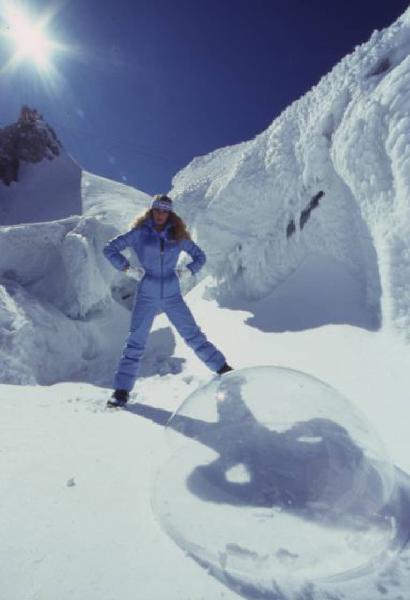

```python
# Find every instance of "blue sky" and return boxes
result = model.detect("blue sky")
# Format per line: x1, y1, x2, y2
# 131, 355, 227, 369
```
0, 0, 409, 194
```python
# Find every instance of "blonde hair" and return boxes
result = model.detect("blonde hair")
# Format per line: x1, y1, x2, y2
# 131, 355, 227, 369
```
130, 208, 192, 242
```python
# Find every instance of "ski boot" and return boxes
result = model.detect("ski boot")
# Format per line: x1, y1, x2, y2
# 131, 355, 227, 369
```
106, 389, 129, 408
217, 363, 234, 375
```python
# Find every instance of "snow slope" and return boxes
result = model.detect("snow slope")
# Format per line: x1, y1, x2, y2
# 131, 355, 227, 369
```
0, 152, 82, 225
1, 279, 410, 600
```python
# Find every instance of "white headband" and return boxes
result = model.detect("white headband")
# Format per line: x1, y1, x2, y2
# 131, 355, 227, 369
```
151, 198, 172, 211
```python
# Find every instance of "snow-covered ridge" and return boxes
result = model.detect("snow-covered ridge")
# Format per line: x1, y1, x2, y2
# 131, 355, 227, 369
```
171, 7, 410, 340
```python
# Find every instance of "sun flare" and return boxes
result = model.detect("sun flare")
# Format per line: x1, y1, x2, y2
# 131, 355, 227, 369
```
0, 2, 64, 75
7, 9, 53, 69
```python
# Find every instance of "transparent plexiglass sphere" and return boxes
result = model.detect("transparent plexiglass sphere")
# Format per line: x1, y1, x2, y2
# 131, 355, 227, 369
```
151, 366, 400, 597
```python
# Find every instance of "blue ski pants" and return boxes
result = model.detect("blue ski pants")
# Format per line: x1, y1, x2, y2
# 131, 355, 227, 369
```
114, 293, 226, 391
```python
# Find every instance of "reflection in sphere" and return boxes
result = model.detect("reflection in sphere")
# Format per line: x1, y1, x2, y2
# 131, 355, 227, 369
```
152, 366, 400, 597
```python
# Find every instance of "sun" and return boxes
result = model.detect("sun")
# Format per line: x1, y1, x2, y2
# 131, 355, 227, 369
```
1, 2, 64, 74
7, 9, 53, 69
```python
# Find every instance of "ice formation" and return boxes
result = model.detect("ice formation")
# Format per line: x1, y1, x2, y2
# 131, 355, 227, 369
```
172, 8, 410, 341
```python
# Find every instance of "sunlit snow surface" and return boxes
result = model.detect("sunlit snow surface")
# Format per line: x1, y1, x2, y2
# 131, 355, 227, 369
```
152, 366, 408, 598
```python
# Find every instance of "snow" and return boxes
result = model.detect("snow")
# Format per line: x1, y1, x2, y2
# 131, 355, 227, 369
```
0, 158, 151, 386
153, 366, 403, 593
1, 286, 410, 599
171, 6, 410, 341
1, 5, 410, 600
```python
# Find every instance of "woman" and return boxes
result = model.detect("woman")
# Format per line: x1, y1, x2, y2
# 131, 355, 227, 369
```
103, 194, 233, 407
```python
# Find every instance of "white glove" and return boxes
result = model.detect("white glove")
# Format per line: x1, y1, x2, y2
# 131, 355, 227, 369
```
175, 266, 192, 281
126, 266, 146, 281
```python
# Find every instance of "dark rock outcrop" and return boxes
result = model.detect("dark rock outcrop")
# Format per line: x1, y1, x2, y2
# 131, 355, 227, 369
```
0, 106, 61, 186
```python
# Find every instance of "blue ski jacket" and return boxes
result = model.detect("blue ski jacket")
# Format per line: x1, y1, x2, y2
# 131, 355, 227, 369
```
103, 217, 206, 298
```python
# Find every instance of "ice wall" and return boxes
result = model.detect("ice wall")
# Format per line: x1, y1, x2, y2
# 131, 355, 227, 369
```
171, 8, 410, 340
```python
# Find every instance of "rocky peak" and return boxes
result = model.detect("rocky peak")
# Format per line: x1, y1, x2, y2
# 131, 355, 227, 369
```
0, 106, 62, 186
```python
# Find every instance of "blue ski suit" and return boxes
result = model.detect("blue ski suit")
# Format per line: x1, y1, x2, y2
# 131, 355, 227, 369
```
103, 217, 226, 391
